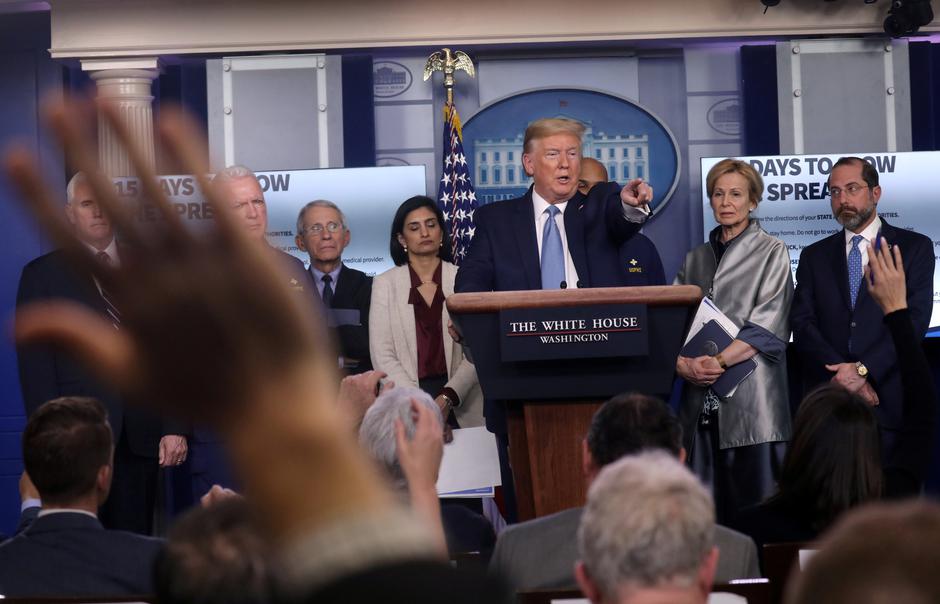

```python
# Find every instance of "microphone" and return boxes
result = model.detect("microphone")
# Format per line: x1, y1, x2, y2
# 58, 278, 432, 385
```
560, 281, 568, 289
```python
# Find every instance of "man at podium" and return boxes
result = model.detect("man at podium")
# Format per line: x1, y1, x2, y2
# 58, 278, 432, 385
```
455, 117, 654, 294
454, 117, 656, 521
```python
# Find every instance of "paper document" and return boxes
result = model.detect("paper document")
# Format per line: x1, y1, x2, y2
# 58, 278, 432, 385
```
437, 427, 502, 498
684, 297, 740, 344
682, 298, 754, 397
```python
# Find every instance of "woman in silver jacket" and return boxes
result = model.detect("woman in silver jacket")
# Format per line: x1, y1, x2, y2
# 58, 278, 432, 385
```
675, 158, 793, 525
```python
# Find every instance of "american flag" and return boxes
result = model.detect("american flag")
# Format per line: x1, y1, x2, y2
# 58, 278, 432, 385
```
436, 102, 478, 264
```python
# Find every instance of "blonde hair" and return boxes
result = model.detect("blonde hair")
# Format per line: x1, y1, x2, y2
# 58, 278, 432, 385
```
705, 158, 764, 206
523, 118, 586, 153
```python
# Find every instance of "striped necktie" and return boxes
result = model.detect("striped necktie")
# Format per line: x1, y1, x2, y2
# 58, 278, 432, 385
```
96, 251, 121, 329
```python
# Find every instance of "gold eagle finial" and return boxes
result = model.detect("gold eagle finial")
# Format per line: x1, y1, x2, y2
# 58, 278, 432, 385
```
424, 48, 475, 105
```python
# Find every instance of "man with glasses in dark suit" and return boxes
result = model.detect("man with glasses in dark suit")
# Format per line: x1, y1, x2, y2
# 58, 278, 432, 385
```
296, 200, 373, 374
791, 156, 934, 462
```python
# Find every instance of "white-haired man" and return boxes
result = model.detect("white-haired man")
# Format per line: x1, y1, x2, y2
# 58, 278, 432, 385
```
190, 166, 318, 499
576, 451, 718, 604
359, 386, 494, 556
211, 165, 315, 295
296, 199, 372, 373
16, 172, 187, 535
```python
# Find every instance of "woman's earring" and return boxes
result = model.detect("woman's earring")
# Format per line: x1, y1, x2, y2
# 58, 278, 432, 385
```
403, 244, 408, 252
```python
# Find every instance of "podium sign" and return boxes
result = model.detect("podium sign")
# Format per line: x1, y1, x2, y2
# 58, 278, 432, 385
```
500, 304, 648, 361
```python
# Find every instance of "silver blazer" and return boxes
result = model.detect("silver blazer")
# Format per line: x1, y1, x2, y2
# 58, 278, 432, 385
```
674, 220, 793, 449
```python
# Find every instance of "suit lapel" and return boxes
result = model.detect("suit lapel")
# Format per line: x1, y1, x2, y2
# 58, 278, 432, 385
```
565, 193, 589, 288
513, 189, 541, 289
393, 267, 418, 372
332, 264, 354, 306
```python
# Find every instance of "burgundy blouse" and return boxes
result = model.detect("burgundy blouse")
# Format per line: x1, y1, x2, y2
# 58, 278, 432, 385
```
408, 262, 448, 380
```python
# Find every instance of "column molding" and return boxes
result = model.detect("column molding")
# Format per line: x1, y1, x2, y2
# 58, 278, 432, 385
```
82, 58, 160, 177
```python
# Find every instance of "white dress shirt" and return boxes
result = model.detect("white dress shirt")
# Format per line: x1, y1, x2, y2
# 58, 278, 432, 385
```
531, 188, 649, 288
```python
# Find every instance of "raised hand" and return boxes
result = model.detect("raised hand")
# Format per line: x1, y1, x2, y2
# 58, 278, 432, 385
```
866, 237, 907, 315
7, 99, 387, 542
620, 178, 654, 207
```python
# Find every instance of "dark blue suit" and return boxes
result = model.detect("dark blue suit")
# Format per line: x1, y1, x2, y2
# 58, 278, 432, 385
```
454, 183, 649, 523
16, 250, 179, 533
0, 512, 162, 597
190, 247, 316, 499
455, 183, 646, 293
618, 233, 666, 286
790, 219, 934, 439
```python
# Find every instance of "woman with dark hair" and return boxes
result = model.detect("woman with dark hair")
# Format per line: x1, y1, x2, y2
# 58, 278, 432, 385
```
735, 385, 881, 547
369, 196, 483, 429
735, 238, 936, 548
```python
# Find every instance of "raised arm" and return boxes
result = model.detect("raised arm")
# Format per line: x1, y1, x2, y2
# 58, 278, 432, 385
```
7, 101, 434, 582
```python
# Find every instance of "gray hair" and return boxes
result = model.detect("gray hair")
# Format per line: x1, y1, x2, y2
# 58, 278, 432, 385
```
211, 165, 258, 188
295, 200, 348, 236
577, 451, 715, 599
358, 386, 441, 492
66, 172, 88, 205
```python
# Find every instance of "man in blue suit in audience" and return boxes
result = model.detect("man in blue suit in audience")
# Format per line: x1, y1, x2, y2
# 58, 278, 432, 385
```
489, 392, 758, 593
0, 396, 162, 597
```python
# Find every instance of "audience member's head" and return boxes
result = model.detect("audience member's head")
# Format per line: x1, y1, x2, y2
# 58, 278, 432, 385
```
358, 386, 442, 491
211, 165, 268, 243
154, 497, 276, 604
583, 392, 683, 481
786, 500, 940, 604
576, 452, 717, 604
772, 384, 882, 531
22, 396, 113, 510
577, 157, 609, 196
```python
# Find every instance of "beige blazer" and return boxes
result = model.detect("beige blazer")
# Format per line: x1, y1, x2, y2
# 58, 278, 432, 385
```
369, 261, 483, 427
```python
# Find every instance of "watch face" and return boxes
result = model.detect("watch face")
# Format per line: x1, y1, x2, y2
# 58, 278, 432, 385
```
857, 363, 868, 377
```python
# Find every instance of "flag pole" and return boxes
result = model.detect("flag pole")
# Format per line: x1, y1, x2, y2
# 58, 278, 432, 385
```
424, 48, 478, 264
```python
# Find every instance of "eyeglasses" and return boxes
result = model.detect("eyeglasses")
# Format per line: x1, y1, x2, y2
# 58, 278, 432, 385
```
829, 183, 869, 199
302, 222, 343, 237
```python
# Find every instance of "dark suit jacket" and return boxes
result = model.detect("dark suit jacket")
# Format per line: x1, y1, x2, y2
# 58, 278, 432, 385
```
0, 512, 162, 597
619, 233, 666, 286
16, 250, 171, 457
455, 182, 646, 293
325, 264, 373, 373
790, 219, 934, 430
454, 183, 649, 432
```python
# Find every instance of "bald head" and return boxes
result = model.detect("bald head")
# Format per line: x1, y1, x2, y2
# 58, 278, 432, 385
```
578, 158, 609, 196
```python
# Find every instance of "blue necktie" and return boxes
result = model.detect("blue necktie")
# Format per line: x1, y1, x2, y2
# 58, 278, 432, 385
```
848, 234, 864, 308
541, 205, 565, 289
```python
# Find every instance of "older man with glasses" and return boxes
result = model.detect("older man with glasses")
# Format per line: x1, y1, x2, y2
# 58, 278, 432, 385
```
790, 155, 934, 466
296, 200, 373, 374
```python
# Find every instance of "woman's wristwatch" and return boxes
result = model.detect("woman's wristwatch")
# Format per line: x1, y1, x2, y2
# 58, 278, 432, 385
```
714, 353, 728, 369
